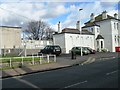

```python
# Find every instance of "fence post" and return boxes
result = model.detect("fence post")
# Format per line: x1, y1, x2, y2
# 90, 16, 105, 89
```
21, 57, 23, 66
10, 58, 12, 67
54, 55, 56, 62
47, 55, 50, 63
32, 56, 35, 65
39, 56, 42, 64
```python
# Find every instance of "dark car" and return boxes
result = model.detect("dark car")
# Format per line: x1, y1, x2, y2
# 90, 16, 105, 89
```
84, 47, 96, 54
71, 47, 90, 55
38, 45, 62, 56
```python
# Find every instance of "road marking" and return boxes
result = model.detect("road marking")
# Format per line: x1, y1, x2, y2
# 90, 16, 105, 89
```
64, 80, 87, 88
81, 57, 95, 65
106, 70, 118, 75
14, 77, 40, 88
88, 58, 95, 64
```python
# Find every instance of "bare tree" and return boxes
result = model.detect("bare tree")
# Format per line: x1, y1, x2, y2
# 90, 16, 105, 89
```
24, 20, 54, 40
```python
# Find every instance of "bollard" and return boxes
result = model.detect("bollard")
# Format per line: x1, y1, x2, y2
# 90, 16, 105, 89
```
47, 55, 50, 63
39, 56, 42, 64
32, 56, 35, 65
19, 62, 22, 68
54, 55, 56, 62
71, 51, 76, 59
21, 57, 23, 66
10, 58, 12, 67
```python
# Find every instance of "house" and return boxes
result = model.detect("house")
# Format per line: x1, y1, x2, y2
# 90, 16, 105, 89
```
82, 11, 120, 52
53, 11, 120, 53
0, 26, 21, 55
53, 27, 95, 54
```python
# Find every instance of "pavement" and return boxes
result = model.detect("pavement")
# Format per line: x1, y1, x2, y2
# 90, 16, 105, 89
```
1, 52, 119, 78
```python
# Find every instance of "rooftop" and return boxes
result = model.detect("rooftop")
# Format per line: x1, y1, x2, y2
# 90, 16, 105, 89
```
0, 26, 21, 29
83, 12, 120, 28
54, 28, 94, 35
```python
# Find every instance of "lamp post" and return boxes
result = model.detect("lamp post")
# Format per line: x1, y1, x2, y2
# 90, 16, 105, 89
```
79, 8, 83, 56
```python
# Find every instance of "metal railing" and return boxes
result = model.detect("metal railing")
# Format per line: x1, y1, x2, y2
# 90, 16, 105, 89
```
0, 54, 56, 68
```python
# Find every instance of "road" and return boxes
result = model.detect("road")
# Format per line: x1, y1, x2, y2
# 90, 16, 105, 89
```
2, 58, 119, 89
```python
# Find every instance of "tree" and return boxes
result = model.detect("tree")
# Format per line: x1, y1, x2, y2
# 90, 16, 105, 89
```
24, 20, 54, 40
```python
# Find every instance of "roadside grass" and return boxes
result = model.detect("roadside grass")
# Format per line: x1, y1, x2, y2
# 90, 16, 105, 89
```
0, 57, 43, 63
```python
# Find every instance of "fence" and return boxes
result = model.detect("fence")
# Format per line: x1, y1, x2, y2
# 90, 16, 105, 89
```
0, 54, 56, 69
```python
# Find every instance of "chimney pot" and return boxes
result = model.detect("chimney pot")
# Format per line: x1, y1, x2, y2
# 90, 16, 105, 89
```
58, 21, 60, 33
114, 13, 118, 19
76, 21, 80, 30
102, 10, 107, 19
90, 13, 95, 22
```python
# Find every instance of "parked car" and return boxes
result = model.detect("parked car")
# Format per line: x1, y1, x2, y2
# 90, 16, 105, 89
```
84, 47, 96, 54
38, 45, 62, 56
71, 47, 90, 55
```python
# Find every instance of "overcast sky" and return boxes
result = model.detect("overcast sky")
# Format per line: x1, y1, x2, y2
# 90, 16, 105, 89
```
0, 0, 119, 32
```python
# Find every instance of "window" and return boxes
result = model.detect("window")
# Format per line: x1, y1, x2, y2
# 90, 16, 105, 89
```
115, 35, 117, 43
97, 28, 99, 33
117, 23, 119, 30
91, 28, 93, 32
114, 23, 116, 29
117, 35, 119, 43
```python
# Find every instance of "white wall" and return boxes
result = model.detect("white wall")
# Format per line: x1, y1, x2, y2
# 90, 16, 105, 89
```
65, 33, 80, 53
21, 40, 53, 49
65, 33, 95, 53
82, 26, 100, 51
53, 34, 66, 53
96, 20, 113, 52
111, 20, 119, 52
82, 26, 100, 39
118, 20, 120, 46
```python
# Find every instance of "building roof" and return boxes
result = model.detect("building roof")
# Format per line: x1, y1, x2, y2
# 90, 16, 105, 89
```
0, 26, 21, 28
85, 14, 120, 25
54, 28, 94, 35
96, 34, 104, 40
82, 22, 100, 28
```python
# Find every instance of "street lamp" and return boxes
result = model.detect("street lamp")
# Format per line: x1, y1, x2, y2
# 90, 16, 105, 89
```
79, 8, 83, 56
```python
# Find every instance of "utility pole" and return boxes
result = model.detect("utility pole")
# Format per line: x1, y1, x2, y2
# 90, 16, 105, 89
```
79, 8, 83, 56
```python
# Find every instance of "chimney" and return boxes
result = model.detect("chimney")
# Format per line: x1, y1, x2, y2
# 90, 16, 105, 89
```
58, 21, 60, 33
76, 21, 80, 30
102, 11, 107, 19
90, 13, 95, 22
114, 13, 118, 19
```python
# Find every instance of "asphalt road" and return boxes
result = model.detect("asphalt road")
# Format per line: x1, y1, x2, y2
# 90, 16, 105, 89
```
2, 58, 119, 89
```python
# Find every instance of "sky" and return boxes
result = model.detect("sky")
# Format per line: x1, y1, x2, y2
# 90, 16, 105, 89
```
0, 0, 119, 32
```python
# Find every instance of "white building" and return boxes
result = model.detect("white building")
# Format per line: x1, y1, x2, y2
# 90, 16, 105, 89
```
53, 11, 120, 53
82, 11, 120, 52
53, 28, 95, 53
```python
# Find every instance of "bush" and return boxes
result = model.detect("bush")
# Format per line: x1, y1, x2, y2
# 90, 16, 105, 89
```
101, 48, 109, 52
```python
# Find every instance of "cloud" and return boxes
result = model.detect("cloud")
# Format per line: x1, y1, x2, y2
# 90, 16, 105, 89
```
0, 2, 67, 27
0, 1, 118, 31
47, 1, 118, 32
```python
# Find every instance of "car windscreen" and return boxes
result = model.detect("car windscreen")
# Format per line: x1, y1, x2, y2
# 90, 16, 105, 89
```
54, 46, 60, 50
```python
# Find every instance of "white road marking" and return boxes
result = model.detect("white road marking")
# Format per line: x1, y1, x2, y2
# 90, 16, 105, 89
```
2, 76, 40, 88
106, 70, 118, 75
14, 77, 39, 88
81, 57, 95, 65
64, 80, 87, 88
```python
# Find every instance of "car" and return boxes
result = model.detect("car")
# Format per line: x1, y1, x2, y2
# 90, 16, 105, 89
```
71, 47, 90, 55
38, 45, 62, 56
84, 47, 96, 54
